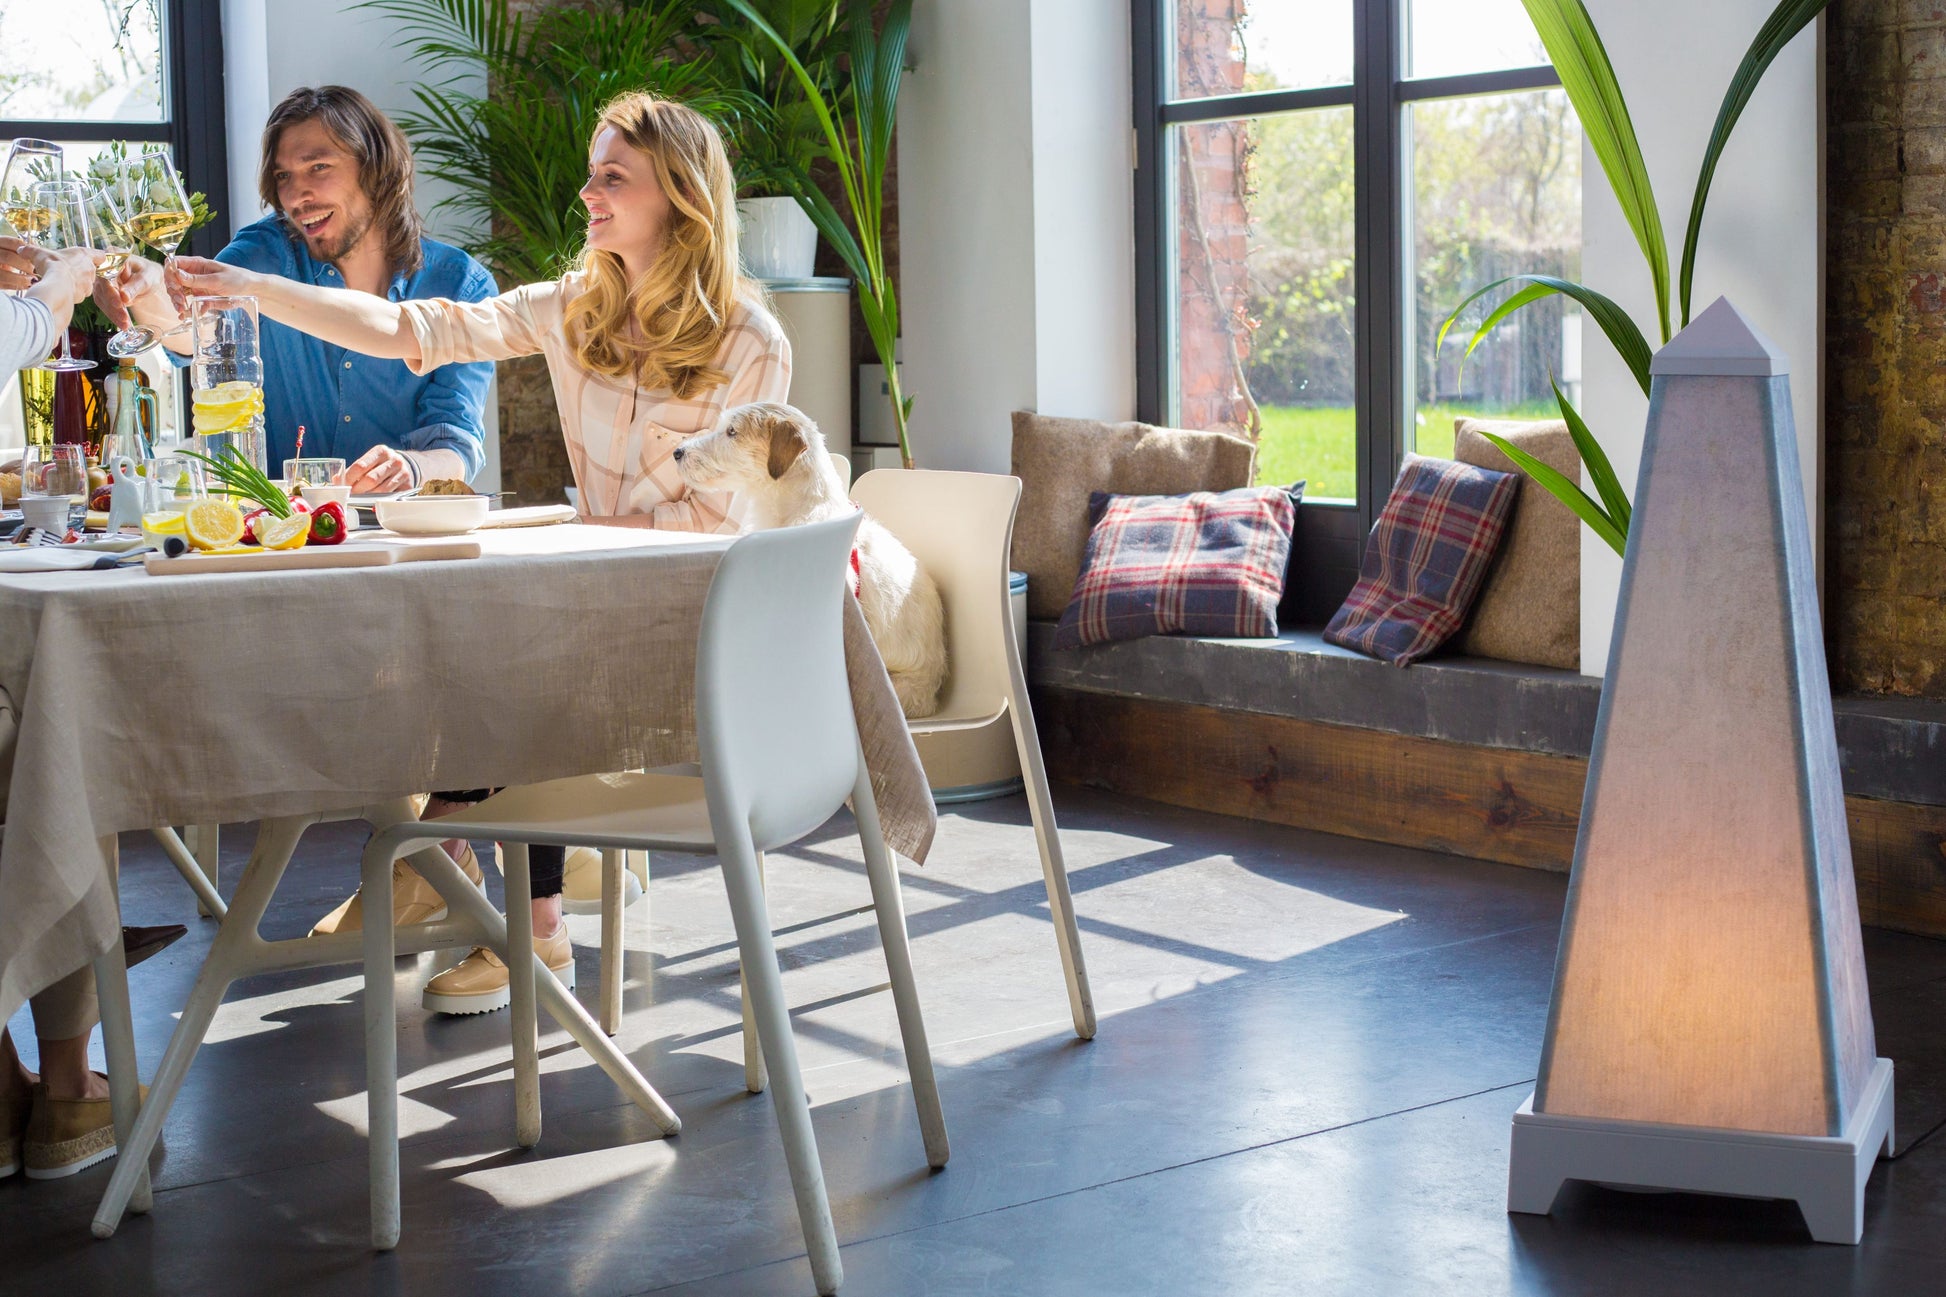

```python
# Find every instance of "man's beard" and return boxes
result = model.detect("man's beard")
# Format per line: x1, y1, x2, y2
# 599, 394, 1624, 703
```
295, 204, 376, 266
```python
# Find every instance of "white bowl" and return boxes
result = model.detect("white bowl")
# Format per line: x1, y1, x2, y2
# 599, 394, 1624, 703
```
374, 495, 489, 536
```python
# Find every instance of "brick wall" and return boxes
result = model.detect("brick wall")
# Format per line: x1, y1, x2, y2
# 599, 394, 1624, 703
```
1174, 0, 1259, 438
1828, 1, 1946, 697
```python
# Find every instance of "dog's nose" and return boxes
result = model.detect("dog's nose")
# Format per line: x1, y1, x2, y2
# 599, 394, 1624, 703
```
672, 446, 685, 462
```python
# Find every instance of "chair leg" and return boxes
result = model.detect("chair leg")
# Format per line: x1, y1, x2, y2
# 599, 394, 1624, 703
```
599, 848, 624, 1036
741, 851, 768, 1095
185, 824, 220, 919
361, 833, 401, 1251
719, 834, 840, 1296
503, 844, 542, 1149
152, 827, 225, 920
1005, 688, 1097, 1041
852, 762, 950, 1168
93, 838, 151, 1214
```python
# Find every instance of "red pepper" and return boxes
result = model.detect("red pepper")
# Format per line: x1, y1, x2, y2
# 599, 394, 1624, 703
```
307, 500, 347, 545
242, 507, 270, 545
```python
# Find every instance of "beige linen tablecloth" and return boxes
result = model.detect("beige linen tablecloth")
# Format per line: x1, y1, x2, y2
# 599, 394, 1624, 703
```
0, 524, 936, 1026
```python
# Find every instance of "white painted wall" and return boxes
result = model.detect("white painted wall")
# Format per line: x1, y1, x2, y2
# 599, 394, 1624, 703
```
223, 0, 500, 491
898, 0, 1136, 473
1578, 2, 1824, 676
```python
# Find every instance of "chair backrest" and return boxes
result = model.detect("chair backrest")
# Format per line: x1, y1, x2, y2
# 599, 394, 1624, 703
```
694, 513, 863, 851
830, 453, 852, 491
849, 469, 1021, 720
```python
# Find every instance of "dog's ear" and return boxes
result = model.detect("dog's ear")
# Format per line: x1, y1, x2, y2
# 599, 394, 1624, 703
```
766, 415, 811, 480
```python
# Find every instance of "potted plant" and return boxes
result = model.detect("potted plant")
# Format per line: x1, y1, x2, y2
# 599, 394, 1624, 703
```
721, 0, 916, 467
1439, 0, 1826, 555
701, 0, 847, 280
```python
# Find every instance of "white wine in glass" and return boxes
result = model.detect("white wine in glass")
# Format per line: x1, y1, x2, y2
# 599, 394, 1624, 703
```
105, 148, 198, 360
1, 138, 62, 245
27, 180, 97, 371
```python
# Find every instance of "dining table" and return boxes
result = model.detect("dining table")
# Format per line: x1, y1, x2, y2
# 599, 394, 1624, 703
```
0, 520, 937, 1239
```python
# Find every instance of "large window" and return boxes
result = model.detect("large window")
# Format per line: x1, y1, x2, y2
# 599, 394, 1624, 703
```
1135, 0, 1579, 621
0, 0, 228, 447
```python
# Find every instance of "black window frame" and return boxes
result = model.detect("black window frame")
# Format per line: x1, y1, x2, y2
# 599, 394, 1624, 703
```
1133, 0, 1562, 623
0, 0, 231, 257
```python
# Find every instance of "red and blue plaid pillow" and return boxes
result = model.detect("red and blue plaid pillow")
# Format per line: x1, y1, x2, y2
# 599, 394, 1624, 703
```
1324, 454, 1518, 666
1052, 484, 1302, 649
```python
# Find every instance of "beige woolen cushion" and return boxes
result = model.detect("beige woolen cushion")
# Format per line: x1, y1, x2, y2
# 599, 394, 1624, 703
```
1010, 412, 1258, 619
1452, 418, 1581, 670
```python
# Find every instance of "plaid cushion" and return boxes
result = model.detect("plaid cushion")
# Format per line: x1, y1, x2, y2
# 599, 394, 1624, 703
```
1324, 454, 1518, 665
1052, 484, 1302, 649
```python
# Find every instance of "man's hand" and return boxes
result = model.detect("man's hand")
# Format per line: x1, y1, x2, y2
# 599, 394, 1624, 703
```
339, 444, 415, 493
108, 257, 172, 325
0, 237, 36, 292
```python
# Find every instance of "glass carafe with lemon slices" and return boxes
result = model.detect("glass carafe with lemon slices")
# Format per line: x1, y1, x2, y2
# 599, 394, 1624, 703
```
188, 295, 267, 474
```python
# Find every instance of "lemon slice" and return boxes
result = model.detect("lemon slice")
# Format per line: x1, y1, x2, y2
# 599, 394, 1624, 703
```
256, 513, 310, 550
140, 509, 186, 534
194, 381, 259, 403
183, 498, 246, 550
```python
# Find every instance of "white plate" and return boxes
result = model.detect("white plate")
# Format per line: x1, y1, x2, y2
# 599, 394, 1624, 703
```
373, 495, 490, 536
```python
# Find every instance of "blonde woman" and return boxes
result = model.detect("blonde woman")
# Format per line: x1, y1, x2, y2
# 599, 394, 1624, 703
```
138, 93, 791, 1011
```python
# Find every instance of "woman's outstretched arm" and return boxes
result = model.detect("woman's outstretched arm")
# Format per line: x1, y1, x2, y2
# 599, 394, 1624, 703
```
167, 256, 423, 364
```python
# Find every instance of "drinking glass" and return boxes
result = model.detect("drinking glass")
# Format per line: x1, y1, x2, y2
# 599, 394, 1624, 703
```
20, 443, 87, 500
0, 139, 61, 244
105, 149, 197, 360
146, 454, 206, 511
284, 457, 346, 491
26, 180, 98, 371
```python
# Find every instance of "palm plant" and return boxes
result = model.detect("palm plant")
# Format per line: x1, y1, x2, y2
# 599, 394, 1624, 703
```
720, 0, 915, 467
699, 0, 848, 199
361, 0, 753, 286
1438, 0, 1826, 555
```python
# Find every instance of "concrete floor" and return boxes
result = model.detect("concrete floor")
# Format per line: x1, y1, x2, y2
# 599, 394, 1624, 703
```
5, 787, 1946, 1296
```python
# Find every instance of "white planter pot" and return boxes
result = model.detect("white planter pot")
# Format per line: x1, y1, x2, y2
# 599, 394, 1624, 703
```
737, 196, 819, 280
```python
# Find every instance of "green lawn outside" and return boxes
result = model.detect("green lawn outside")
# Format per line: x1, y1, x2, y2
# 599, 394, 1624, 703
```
1254, 402, 1557, 500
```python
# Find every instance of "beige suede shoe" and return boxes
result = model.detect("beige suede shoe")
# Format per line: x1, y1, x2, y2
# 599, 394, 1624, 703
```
560, 846, 646, 916
422, 924, 576, 1016
1, 1086, 29, 1179
23, 1078, 146, 1180
311, 842, 485, 937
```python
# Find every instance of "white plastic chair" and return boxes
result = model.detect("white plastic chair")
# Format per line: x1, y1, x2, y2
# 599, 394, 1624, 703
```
849, 469, 1096, 1040
358, 514, 949, 1294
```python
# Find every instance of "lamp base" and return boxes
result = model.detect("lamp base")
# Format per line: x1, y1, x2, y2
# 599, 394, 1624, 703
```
1508, 1057, 1894, 1244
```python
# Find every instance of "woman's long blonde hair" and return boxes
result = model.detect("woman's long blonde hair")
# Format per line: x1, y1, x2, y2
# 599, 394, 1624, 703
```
564, 93, 743, 398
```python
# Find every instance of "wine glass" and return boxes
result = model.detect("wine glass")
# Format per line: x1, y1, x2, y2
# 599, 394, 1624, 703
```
105, 148, 196, 360
26, 180, 98, 371
85, 183, 137, 281
1, 139, 62, 245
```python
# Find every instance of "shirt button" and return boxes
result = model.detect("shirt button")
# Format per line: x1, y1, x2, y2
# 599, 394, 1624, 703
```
344, 360, 352, 369
343, 415, 351, 422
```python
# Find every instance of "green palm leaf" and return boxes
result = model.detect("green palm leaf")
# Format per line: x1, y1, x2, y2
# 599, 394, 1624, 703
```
1480, 430, 1627, 557
1437, 274, 1654, 398
1551, 378, 1630, 534
1677, 0, 1827, 326
1520, 0, 1671, 343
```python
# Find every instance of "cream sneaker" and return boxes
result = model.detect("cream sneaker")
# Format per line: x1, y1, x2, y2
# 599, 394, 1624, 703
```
560, 846, 646, 916
422, 924, 576, 1016
311, 842, 485, 937
23, 1078, 147, 1180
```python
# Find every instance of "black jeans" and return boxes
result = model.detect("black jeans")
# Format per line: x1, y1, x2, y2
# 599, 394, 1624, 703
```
433, 790, 564, 898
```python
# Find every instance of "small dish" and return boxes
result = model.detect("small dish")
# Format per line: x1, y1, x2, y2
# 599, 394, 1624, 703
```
374, 495, 490, 536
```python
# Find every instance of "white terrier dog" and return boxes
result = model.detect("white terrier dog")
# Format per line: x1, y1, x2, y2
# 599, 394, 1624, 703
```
674, 402, 947, 718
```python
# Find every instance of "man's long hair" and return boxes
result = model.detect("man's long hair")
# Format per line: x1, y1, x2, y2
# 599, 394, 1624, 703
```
563, 93, 743, 399
258, 85, 425, 276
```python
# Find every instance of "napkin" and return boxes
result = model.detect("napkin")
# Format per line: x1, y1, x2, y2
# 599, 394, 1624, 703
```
0, 547, 118, 572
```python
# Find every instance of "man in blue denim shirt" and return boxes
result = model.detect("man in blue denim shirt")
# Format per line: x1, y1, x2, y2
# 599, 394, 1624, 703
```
130, 86, 494, 490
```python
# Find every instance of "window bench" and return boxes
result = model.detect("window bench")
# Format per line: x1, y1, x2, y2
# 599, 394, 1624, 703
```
1025, 625, 1946, 938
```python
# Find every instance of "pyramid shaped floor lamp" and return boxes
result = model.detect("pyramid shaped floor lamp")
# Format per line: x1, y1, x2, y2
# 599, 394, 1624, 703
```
1507, 298, 1894, 1244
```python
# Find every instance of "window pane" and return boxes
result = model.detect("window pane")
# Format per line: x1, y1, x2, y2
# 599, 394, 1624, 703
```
1405, 89, 1581, 458
1405, 0, 1548, 80
1171, 1, 1352, 100
1171, 110, 1357, 502
0, 2, 166, 121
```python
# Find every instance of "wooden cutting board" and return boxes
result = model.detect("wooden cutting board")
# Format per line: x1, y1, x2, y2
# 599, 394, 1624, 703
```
143, 536, 481, 575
